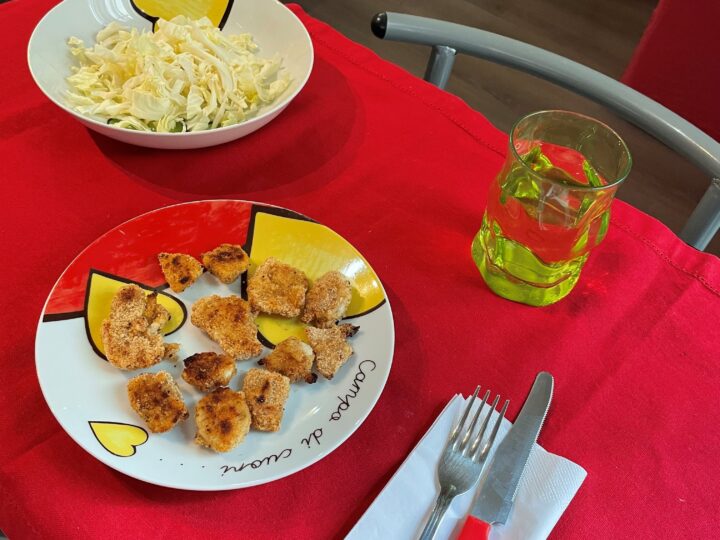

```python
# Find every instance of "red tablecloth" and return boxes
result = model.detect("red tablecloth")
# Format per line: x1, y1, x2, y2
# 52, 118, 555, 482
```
2, 1, 720, 538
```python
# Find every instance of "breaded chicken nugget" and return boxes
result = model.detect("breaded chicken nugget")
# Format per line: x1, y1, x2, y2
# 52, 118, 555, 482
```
259, 337, 316, 383
242, 368, 290, 432
306, 324, 359, 380
247, 257, 308, 317
182, 352, 237, 392
101, 285, 178, 370
301, 271, 352, 328
195, 387, 251, 452
201, 244, 249, 284
127, 371, 188, 433
191, 295, 263, 360
157, 252, 204, 293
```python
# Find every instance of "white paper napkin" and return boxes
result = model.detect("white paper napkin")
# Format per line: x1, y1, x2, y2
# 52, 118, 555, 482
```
347, 395, 587, 540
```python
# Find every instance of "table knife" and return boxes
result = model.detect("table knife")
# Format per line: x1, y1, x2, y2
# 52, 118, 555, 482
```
457, 371, 554, 539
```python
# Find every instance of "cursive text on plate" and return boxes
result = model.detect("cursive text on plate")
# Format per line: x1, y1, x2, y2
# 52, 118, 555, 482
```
220, 448, 292, 476
329, 360, 377, 422
301, 428, 323, 448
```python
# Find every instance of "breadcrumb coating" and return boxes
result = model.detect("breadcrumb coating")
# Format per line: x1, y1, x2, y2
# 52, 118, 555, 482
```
101, 284, 178, 370
301, 271, 352, 328
195, 387, 251, 452
247, 257, 308, 317
182, 352, 237, 392
242, 368, 291, 432
306, 324, 359, 380
127, 371, 188, 433
157, 252, 204, 293
191, 295, 263, 359
202, 244, 249, 284
259, 337, 316, 383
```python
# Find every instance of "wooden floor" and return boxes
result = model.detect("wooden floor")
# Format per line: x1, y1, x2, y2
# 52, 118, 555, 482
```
296, 0, 719, 254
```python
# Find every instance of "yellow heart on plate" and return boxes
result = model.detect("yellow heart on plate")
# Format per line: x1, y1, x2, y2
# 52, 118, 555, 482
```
84, 270, 186, 359
132, 0, 233, 29
89, 421, 149, 457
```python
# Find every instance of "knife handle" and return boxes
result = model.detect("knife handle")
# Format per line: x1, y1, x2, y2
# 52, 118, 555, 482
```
457, 515, 491, 540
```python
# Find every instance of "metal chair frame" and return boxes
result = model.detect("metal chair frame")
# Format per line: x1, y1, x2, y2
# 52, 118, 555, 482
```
371, 12, 720, 250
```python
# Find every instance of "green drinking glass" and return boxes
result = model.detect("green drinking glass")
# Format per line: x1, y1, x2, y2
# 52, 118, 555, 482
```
471, 110, 632, 306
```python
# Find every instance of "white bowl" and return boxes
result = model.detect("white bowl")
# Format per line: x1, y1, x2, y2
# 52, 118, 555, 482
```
27, 0, 314, 149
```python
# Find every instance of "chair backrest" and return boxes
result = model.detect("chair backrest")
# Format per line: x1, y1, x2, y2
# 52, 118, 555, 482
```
371, 12, 720, 251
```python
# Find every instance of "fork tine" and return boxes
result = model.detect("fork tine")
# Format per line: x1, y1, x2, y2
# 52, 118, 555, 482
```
448, 386, 480, 446
474, 398, 509, 462
459, 390, 490, 454
468, 393, 499, 456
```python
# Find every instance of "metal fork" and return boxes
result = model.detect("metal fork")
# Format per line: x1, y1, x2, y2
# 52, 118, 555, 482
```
418, 387, 509, 540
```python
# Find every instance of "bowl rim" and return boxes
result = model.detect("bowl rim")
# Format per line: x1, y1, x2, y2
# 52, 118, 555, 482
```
26, 0, 315, 138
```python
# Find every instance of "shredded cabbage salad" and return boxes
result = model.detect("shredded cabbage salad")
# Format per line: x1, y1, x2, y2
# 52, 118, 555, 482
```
66, 16, 291, 133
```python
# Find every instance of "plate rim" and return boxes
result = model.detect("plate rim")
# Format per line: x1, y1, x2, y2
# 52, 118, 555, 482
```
34, 199, 395, 491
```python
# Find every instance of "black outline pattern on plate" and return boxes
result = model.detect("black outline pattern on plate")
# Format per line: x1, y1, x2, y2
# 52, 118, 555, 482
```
42, 311, 86, 322
130, 0, 235, 31
88, 421, 149, 458
241, 203, 317, 258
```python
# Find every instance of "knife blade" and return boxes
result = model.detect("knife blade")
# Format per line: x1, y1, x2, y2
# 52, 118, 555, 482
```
458, 371, 554, 539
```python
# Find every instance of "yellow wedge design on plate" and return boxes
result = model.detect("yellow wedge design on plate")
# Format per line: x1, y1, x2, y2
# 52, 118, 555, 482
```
85, 271, 186, 358
249, 211, 385, 345
132, 0, 232, 28
89, 421, 148, 457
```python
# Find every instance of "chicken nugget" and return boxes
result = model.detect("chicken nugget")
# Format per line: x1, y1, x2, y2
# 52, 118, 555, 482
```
127, 371, 188, 433
301, 271, 352, 328
247, 257, 308, 317
101, 285, 178, 370
157, 253, 204, 293
191, 295, 263, 360
306, 324, 359, 380
201, 244, 249, 284
182, 352, 237, 392
195, 387, 251, 452
259, 337, 316, 383
242, 368, 290, 432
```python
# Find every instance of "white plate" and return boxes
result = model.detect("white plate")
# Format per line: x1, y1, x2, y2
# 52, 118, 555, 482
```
27, 0, 314, 149
35, 200, 394, 490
